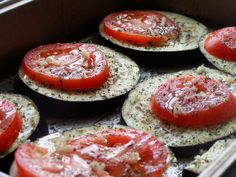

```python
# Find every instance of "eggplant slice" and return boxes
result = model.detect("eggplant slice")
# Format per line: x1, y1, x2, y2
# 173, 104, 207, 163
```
122, 65, 236, 147
185, 139, 234, 174
199, 34, 236, 76
99, 11, 208, 52
0, 94, 39, 158
18, 45, 140, 102
10, 125, 181, 177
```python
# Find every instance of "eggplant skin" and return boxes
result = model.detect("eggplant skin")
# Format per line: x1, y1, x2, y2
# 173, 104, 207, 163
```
0, 93, 40, 159
9, 125, 181, 177
182, 169, 198, 177
15, 75, 126, 117
122, 66, 236, 150
170, 141, 214, 158
100, 11, 208, 52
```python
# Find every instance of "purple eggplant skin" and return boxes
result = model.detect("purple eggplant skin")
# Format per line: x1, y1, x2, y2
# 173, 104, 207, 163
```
170, 140, 215, 158
182, 169, 198, 177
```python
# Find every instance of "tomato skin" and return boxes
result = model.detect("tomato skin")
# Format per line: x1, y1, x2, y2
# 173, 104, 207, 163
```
151, 75, 236, 128
0, 100, 22, 153
15, 144, 48, 177
103, 10, 180, 46
22, 43, 110, 91
15, 128, 168, 177
204, 27, 236, 61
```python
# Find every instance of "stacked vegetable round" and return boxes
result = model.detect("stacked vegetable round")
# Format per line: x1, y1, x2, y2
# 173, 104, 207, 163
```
0, 94, 39, 159
10, 125, 179, 177
199, 26, 236, 75
19, 43, 140, 102
100, 10, 208, 51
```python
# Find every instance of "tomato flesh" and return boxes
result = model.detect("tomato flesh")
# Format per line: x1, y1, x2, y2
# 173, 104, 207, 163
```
0, 100, 22, 153
204, 27, 236, 61
22, 43, 110, 90
103, 10, 180, 46
151, 75, 236, 128
15, 128, 167, 177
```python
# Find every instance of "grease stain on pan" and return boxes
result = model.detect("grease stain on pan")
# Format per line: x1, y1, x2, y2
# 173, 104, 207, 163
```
18, 45, 140, 102
0, 93, 39, 158
122, 66, 236, 147
100, 11, 208, 52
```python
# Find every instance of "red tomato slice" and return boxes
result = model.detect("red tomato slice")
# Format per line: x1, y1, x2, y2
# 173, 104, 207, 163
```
0, 100, 22, 153
151, 75, 236, 128
103, 10, 180, 46
15, 128, 168, 177
22, 43, 110, 90
204, 27, 236, 61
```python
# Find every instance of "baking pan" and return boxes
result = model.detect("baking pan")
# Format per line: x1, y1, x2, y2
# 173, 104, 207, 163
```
0, 0, 235, 176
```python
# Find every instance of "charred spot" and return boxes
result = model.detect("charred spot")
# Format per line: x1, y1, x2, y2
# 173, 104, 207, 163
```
84, 65, 93, 69
147, 41, 154, 46
59, 79, 63, 85
126, 39, 133, 44
204, 77, 211, 83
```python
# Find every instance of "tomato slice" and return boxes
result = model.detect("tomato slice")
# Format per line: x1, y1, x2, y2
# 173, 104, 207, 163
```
103, 10, 180, 46
0, 100, 22, 153
15, 128, 168, 177
22, 43, 110, 90
204, 27, 236, 61
151, 75, 236, 128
